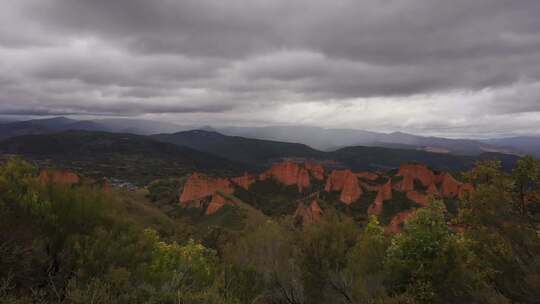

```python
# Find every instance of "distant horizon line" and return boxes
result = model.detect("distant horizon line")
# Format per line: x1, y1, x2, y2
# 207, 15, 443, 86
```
1, 114, 539, 140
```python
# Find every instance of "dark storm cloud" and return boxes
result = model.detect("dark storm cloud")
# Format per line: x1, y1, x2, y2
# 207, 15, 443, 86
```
1, 0, 540, 135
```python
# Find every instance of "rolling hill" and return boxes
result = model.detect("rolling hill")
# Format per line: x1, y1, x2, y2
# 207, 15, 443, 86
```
330, 146, 519, 172
152, 129, 323, 166
2, 118, 535, 158
0, 117, 189, 139
0, 129, 521, 187
153, 129, 519, 173
0, 131, 244, 184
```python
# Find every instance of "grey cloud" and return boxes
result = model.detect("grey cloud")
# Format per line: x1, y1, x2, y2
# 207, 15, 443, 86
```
487, 82, 540, 114
1, 0, 540, 136
29, 0, 540, 62
0, 97, 237, 116
19, 0, 540, 88
27, 51, 220, 87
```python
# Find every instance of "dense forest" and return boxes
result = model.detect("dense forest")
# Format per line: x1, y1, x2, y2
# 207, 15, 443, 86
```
1, 157, 539, 303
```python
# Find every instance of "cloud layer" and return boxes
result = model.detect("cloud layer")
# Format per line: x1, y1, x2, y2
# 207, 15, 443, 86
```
1, 0, 540, 137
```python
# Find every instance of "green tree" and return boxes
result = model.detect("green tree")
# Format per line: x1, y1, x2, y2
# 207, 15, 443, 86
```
224, 219, 301, 304
384, 201, 486, 303
512, 155, 540, 216
298, 212, 359, 304
0, 159, 225, 303
344, 216, 390, 303
457, 160, 540, 302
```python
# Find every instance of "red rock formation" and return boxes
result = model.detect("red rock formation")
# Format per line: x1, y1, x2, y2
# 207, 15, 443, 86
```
341, 174, 363, 205
434, 172, 445, 185
406, 191, 430, 206
426, 183, 439, 196
325, 169, 363, 205
369, 180, 392, 215
305, 161, 325, 180
325, 170, 348, 192
232, 172, 256, 190
356, 172, 379, 181
396, 163, 436, 192
179, 173, 233, 206
102, 179, 111, 193
387, 209, 416, 234
367, 204, 381, 216
297, 168, 311, 192
294, 199, 323, 224
260, 161, 311, 192
206, 193, 236, 215
310, 200, 323, 215
400, 163, 436, 186
392, 164, 471, 201
440, 173, 461, 198
395, 177, 414, 192
380, 180, 393, 201
38, 170, 80, 185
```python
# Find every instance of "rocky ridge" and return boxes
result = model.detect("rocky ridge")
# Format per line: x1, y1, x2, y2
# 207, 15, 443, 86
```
178, 161, 474, 231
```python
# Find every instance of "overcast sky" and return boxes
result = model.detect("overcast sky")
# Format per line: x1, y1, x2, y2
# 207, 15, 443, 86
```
1, 0, 540, 138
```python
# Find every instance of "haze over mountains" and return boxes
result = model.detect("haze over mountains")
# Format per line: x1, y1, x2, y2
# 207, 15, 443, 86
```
0, 117, 523, 185
216, 125, 522, 155
1, 117, 538, 157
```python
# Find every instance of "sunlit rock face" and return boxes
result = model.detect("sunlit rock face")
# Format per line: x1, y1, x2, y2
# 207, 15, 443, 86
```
387, 209, 416, 234
206, 192, 236, 215
179, 172, 233, 206
294, 199, 323, 224
325, 169, 363, 205
260, 161, 311, 192
38, 169, 80, 185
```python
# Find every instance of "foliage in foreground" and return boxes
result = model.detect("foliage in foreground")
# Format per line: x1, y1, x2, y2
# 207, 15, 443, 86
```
0, 157, 539, 303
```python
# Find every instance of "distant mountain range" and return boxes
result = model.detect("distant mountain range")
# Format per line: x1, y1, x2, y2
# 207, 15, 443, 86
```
0, 117, 189, 140
0, 129, 518, 183
153, 129, 519, 172
1, 117, 539, 157
216, 126, 524, 155
481, 137, 540, 158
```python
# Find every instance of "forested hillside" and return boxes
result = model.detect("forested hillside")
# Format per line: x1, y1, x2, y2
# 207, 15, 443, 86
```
1, 157, 539, 303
